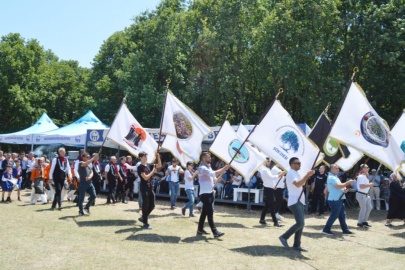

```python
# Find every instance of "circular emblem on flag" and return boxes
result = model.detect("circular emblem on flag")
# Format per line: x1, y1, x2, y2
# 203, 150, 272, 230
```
89, 130, 100, 142
228, 140, 249, 163
360, 112, 389, 148
323, 137, 339, 157
275, 125, 304, 156
173, 111, 193, 140
401, 141, 405, 153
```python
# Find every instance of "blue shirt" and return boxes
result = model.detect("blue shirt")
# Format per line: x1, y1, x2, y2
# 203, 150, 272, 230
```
245, 175, 257, 188
327, 173, 345, 201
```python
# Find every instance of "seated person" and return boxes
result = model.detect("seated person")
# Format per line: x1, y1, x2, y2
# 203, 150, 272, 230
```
244, 173, 258, 188
224, 171, 243, 199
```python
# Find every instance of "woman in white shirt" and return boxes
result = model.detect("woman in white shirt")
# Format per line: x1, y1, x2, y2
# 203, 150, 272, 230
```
224, 171, 243, 199
356, 164, 374, 228
182, 162, 198, 217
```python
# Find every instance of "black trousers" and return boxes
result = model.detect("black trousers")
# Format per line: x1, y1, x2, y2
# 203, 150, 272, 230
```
198, 192, 217, 232
117, 180, 126, 202
275, 188, 285, 214
107, 180, 117, 203
311, 192, 325, 215
52, 180, 63, 208
92, 178, 101, 196
140, 188, 155, 224
26, 172, 32, 189
261, 187, 277, 223
21, 169, 28, 189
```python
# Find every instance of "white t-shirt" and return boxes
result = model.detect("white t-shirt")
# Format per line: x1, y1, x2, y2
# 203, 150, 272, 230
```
260, 166, 275, 188
232, 175, 243, 186
167, 165, 182, 183
357, 174, 370, 193
184, 170, 194, 190
286, 169, 305, 206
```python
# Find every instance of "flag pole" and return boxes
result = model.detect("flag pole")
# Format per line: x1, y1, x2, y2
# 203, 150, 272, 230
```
228, 88, 284, 166
98, 95, 127, 155
297, 67, 359, 202
157, 79, 171, 152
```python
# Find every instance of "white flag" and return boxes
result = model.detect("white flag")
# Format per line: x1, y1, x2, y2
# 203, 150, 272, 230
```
336, 146, 364, 172
249, 101, 323, 179
209, 120, 266, 180
107, 104, 157, 163
161, 135, 194, 167
329, 83, 405, 177
161, 90, 212, 162
391, 110, 405, 173
236, 123, 250, 139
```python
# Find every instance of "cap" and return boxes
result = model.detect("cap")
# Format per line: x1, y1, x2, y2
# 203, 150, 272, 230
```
371, 169, 377, 172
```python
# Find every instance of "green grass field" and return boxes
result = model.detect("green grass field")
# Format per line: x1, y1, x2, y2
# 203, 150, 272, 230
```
1, 190, 404, 270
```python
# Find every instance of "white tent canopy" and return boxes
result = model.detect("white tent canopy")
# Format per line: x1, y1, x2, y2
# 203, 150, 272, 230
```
0, 113, 58, 145
33, 110, 108, 147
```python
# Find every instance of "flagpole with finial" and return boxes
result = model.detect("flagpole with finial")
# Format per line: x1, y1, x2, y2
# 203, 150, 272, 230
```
157, 79, 171, 152
297, 67, 359, 203
98, 94, 128, 156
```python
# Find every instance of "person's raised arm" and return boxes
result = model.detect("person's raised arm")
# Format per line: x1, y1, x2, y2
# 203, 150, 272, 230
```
156, 152, 162, 169
214, 165, 230, 177
81, 154, 98, 167
141, 166, 156, 181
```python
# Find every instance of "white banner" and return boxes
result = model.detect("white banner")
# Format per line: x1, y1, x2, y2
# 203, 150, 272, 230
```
162, 90, 212, 161
209, 120, 266, 180
391, 110, 405, 173
249, 100, 323, 179
329, 83, 405, 177
107, 104, 157, 163
336, 146, 364, 172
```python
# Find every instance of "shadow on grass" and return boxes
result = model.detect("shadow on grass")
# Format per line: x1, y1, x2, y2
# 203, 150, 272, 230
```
192, 221, 249, 229
391, 231, 405, 238
378, 246, 405, 254
126, 233, 181, 243
230, 245, 309, 260
59, 215, 78, 220
115, 227, 142, 234
76, 219, 136, 227
150, 212, 182, 218
181, 235, 211, 243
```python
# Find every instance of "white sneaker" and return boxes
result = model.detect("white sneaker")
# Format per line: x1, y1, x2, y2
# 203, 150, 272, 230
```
276, 213, 284, 220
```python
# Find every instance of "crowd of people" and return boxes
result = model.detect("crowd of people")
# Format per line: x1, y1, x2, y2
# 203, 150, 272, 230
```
1, 148, 405, 248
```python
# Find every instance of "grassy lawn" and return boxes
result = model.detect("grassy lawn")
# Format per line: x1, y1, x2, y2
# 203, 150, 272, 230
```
1, 190, 404, 270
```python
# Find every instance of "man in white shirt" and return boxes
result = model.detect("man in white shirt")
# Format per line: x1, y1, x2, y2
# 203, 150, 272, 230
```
26, 152, 36, 189
259, 158, 285, 227
356, 164, 374, 228
279, 157, 314, 252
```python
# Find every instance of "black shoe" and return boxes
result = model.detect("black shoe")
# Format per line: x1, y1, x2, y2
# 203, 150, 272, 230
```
18, 197, 21, 201
58, 207, 62, 211
78, 212, 85, 216
106, 201, 111, 204
293, 246, 308, 252
6, 197, 11, 203
189, 214, 195, 217
279, 236, 289, 248
1, 199, 4, 203
213, 231, 225, 238
274, 222, 284, 227
197, 207, 202, 212
362, 222, 371, 227
181, 208, 186, 216
84, 208, 90, 215
357, 223, 364, 228
259, 220, 267, 225
322, 231, 334, 236
138, 217, 144, 223
197, 229, 210, 235
171, 205, 176, 210
342, 231, 354, 235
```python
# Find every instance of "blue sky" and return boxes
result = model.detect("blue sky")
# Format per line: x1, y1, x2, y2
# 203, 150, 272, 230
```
0, 0, 162, 68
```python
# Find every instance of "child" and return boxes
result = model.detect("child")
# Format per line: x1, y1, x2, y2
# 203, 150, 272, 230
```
12, 160, 22, 201
2, 165, 14, 203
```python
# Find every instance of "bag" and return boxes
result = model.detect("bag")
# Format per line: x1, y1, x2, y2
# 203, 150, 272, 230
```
34, 177, 44, 194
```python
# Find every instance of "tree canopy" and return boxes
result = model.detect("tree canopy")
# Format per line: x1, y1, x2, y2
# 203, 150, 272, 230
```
1, 0, 404, 133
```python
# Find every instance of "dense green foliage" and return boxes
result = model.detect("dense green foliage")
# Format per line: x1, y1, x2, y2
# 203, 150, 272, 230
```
1, 0, 404, 133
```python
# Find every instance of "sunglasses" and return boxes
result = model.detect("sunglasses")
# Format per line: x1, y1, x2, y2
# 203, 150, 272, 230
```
292, 162, 301, 165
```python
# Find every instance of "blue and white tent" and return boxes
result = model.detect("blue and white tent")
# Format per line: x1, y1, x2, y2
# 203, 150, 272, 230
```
33, 111, 109, 147
0, 113, 58, 145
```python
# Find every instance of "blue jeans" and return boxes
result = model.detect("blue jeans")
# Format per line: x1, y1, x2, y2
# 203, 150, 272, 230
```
282, 202, 305, 248
323, 200, 349, 233
169, 182, 180, 206
225, 184, 238, 197
183, 189, 195, 214
78, 182, 96, 213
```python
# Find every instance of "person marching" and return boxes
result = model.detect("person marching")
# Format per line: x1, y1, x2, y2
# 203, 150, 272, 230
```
310, 165, 327, 217
166, 158, 184, 209
273, 162, 287, 220
197, 152, 229, 238
259, 158, 285, 227
356, 164, 373, 228
49, 148, 72, 210
279, 157, 314, 252
91, 153, 102, 205
322, 164, 355, 236
105, 156, 120, 204
30, 158, 48, 205
137, 151, 162, 229
117, 157, 128, 204
125, 156, 136, 201
77, 153, 98, 216
182, 161, 198, 217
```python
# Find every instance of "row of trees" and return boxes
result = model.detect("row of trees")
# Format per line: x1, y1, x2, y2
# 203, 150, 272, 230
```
1, 0, 404, 134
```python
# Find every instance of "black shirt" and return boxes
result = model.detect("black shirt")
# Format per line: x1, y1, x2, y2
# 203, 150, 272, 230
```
138, 164, 152, 191
312, 172, 327, 193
